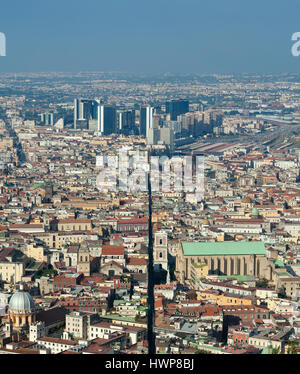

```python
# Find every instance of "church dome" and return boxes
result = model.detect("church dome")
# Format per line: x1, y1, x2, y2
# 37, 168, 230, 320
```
252, 207, 259, 216
8, 291, 35, 315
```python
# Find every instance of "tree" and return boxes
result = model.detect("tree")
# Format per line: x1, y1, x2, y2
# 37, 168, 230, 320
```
135, 313, 140, 321
196, 349, 212, 354
256, 278, 268, 288
33, 267, 57, 281
271, 346, 280, 354
287, 343, 298, 354
278, 287, 287, 299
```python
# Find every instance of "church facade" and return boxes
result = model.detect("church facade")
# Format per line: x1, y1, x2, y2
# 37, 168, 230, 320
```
175, 241, 273, 284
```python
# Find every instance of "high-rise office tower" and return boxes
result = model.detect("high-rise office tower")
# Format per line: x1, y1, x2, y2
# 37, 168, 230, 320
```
146, 127, 174, 151
159, 128, 175, 151
166, 99, 189, 121
74, 99, 100, 130
165, 101, 170, 115
147, 127, 160, 145
210, 112, 223, 126
118, 110, 136, 134
140, 105, 153, 137
40, 112, 54, 126
99, 104, 117, 135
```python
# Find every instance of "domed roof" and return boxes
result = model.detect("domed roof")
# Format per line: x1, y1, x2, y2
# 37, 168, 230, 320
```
252, 207, 259, 216
8, 291, 35, 314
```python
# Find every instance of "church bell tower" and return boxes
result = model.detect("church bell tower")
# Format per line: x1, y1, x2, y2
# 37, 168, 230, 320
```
154, 231, 168, 271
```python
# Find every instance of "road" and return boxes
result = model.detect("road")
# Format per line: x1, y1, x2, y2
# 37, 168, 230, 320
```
4, 118, 27, 165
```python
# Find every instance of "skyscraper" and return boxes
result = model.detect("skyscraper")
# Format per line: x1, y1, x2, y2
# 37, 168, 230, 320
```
147, 127, 160, 145
73, 99, 118, 134
159, 127, 175, 151
147, 127, 175, 151
40, 112, 54, 126
140, 105, 153, 137
166, 99, 189, 121
74, 99, 100, 130
118, 110, 136, 134
99, 104, 117, 135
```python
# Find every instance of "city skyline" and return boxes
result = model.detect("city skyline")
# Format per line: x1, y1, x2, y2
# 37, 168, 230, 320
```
1, 1, 300, 361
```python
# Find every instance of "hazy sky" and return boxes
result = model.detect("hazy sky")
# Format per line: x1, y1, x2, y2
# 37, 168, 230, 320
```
1, 0, 300, 74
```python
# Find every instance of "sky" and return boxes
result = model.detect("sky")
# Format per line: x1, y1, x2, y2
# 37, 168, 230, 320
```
0, 0, 300, 74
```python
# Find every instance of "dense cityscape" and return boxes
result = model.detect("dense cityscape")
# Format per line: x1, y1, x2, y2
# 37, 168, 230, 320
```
0, 72, 300, 355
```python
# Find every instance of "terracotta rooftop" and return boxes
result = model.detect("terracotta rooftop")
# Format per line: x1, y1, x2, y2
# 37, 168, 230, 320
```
102, 245, 124, 256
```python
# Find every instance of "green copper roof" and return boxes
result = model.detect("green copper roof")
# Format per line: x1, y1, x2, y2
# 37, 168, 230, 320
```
182, 241, 266, 256
100, 314, 135, 322
218, 275, 256, 282
276, 271, 293, 277
273, 259, 285, 268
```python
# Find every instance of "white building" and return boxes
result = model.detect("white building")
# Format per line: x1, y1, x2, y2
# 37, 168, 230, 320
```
30, 321, 45, 342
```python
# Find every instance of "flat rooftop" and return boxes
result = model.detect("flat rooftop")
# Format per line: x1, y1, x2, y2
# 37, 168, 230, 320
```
182, 241, 266, 256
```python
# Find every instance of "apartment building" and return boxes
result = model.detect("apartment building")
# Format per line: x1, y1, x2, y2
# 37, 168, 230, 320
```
0, 262, 24, 283
57, 219, 92, 232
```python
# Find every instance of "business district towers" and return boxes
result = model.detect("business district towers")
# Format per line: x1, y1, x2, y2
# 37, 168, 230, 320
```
140, 105, 153, 137
74, 99, 140, 135
40, 112, 54, 126
74, 99, 117, 135
118, 110, 137, 135
141, 99, 189, 135
73, 99, 190, 143
166, 99, 189, 121
140, 104, 176, 151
